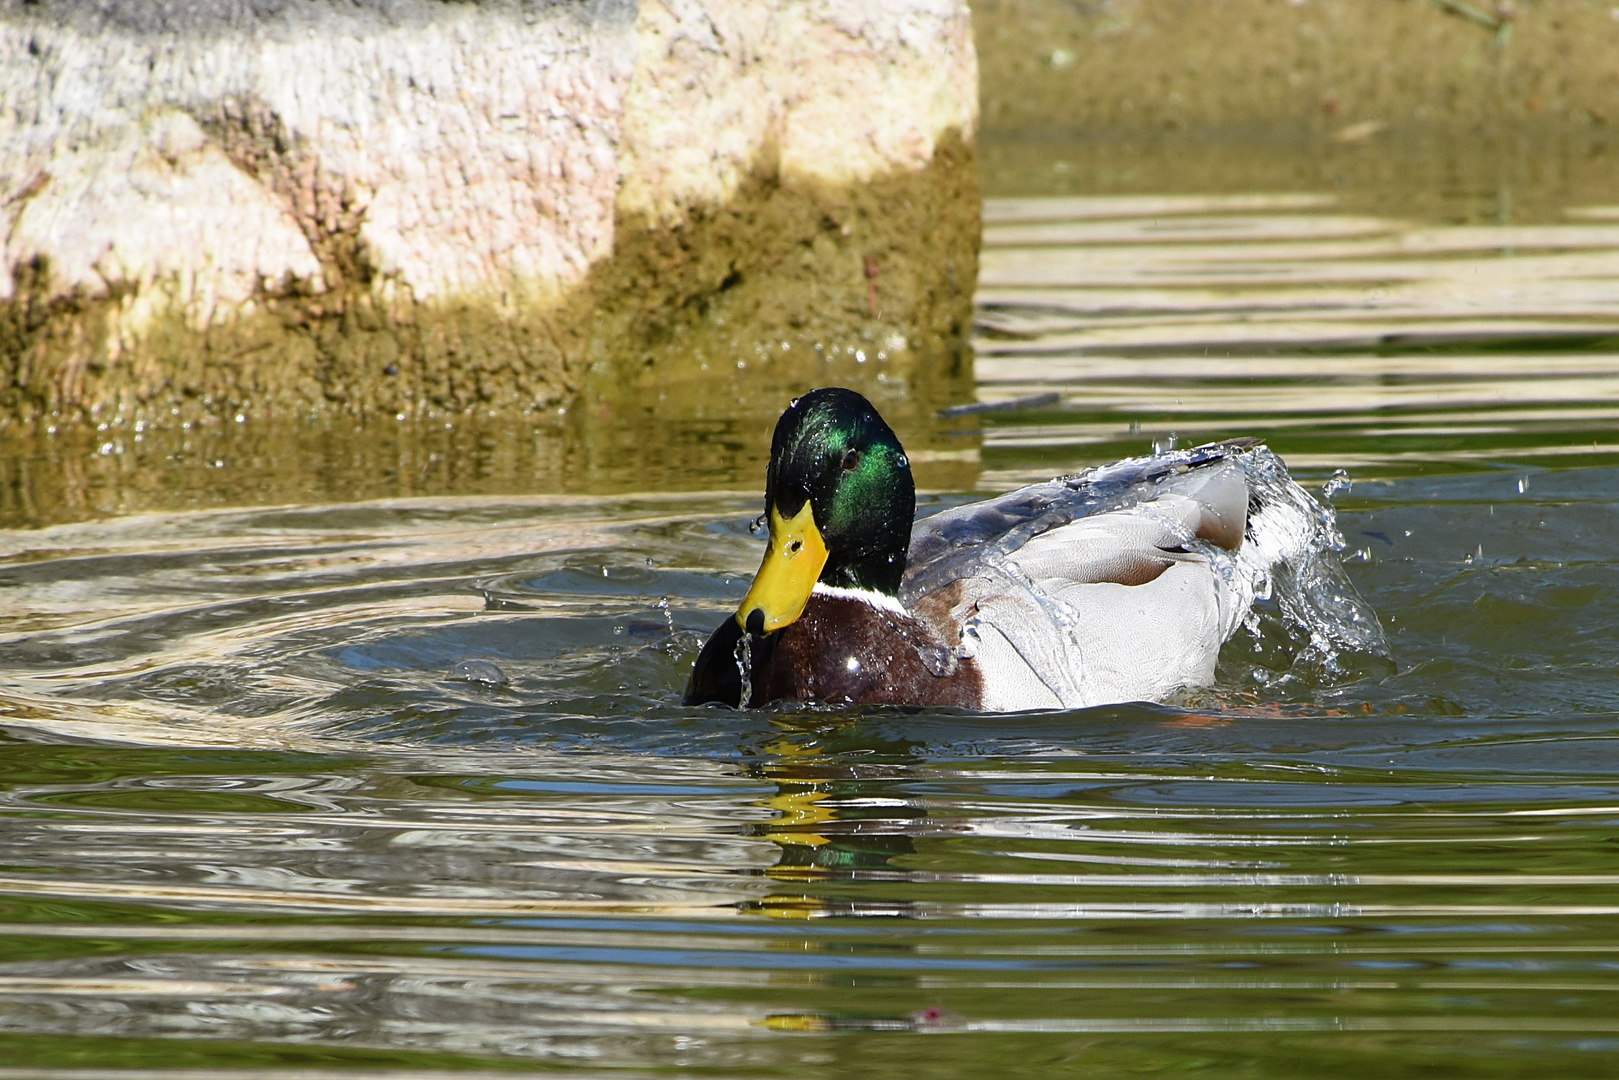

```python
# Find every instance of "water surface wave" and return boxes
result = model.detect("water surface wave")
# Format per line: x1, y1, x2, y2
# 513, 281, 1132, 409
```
3, 195, 1619, 1077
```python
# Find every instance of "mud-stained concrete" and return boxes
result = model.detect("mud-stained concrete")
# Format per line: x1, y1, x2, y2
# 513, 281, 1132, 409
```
976, 0, 1619, 136
0, 0, 979, 426
584, 131, 978, 410
0, 136, 977, 426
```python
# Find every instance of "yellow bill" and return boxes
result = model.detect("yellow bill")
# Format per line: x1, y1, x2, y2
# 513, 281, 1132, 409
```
736, 502, 828, 634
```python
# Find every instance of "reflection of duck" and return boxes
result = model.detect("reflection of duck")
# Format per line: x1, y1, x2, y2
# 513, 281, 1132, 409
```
748, 732, 924, 890
686, 387, 1360, 710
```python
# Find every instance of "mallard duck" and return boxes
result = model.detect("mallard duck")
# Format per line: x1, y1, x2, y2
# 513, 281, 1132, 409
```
685, 387, 1373, 710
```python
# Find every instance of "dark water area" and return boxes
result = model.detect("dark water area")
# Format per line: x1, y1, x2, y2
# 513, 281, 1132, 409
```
0, 375, 977, 532
5, 153, 1619, 1077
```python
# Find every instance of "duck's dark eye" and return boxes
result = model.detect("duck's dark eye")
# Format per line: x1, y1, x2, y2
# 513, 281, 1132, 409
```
842, 449, 862, 471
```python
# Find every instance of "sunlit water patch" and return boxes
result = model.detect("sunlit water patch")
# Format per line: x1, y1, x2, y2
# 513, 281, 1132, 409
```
968, 194, 1619, 489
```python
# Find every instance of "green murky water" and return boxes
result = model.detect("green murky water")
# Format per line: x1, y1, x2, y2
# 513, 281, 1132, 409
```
5, 168, 1619, 1078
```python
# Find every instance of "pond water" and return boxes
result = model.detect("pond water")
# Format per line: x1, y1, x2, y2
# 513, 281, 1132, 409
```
5, 176, 1619, 1078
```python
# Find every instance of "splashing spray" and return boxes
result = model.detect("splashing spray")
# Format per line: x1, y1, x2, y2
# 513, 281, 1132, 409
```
733, 632, 754, 708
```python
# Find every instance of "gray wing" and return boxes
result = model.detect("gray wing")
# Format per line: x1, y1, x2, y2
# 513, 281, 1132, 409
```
901, 439, 1257, 606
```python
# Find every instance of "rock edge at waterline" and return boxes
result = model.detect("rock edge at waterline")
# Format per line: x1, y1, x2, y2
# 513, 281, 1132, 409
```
0, 0, 979, 424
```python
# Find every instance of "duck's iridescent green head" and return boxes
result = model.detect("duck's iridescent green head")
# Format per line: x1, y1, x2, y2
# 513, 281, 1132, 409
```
737, 388, 915, 636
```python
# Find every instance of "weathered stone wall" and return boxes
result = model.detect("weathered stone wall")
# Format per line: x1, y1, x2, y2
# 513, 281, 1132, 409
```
976, 0, 1619, 136
0, 0, 978, 424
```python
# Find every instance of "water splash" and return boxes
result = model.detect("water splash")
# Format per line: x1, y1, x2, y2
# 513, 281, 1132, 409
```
449, 660, 507, 687
1234, 450, 1392, 686
733, 632, 754, 709
904, 441, 1391, 701
1321, 468, 1352, 502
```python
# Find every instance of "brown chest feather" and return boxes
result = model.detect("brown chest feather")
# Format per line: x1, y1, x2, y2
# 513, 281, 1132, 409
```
750, 595, 983, 708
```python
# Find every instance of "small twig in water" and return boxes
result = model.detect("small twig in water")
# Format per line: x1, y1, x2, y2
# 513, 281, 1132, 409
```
1431, 0, 1501, 31
1430, 0, 1514, 44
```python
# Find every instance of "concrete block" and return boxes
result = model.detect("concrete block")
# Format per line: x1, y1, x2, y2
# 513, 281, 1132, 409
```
0, 0, 979, 423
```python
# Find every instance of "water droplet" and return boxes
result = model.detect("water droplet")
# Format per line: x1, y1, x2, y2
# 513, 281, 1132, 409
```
1321, 468, 1352, 502
1517, 476, 1529, 494
748, 513, 767, 536
450, 660, 506, 687
1151, 432, 1178, 455
658, 596, 674, 634
734, 633, 754, 708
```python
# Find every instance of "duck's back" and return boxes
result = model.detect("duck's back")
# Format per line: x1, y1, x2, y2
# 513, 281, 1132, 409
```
902, 441, 1288, 711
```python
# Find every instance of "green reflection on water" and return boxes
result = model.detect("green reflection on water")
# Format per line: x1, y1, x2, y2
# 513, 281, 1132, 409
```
21, 788, 320, 814
0, 1033, 539, 1074
0, 746, 357, 789
4, 131, 1619, 1077
0, 360, 977, 531
0, 730, 1617, 1075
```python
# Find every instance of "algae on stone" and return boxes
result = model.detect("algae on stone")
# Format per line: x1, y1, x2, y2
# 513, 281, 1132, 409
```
0, 0, 980, 425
